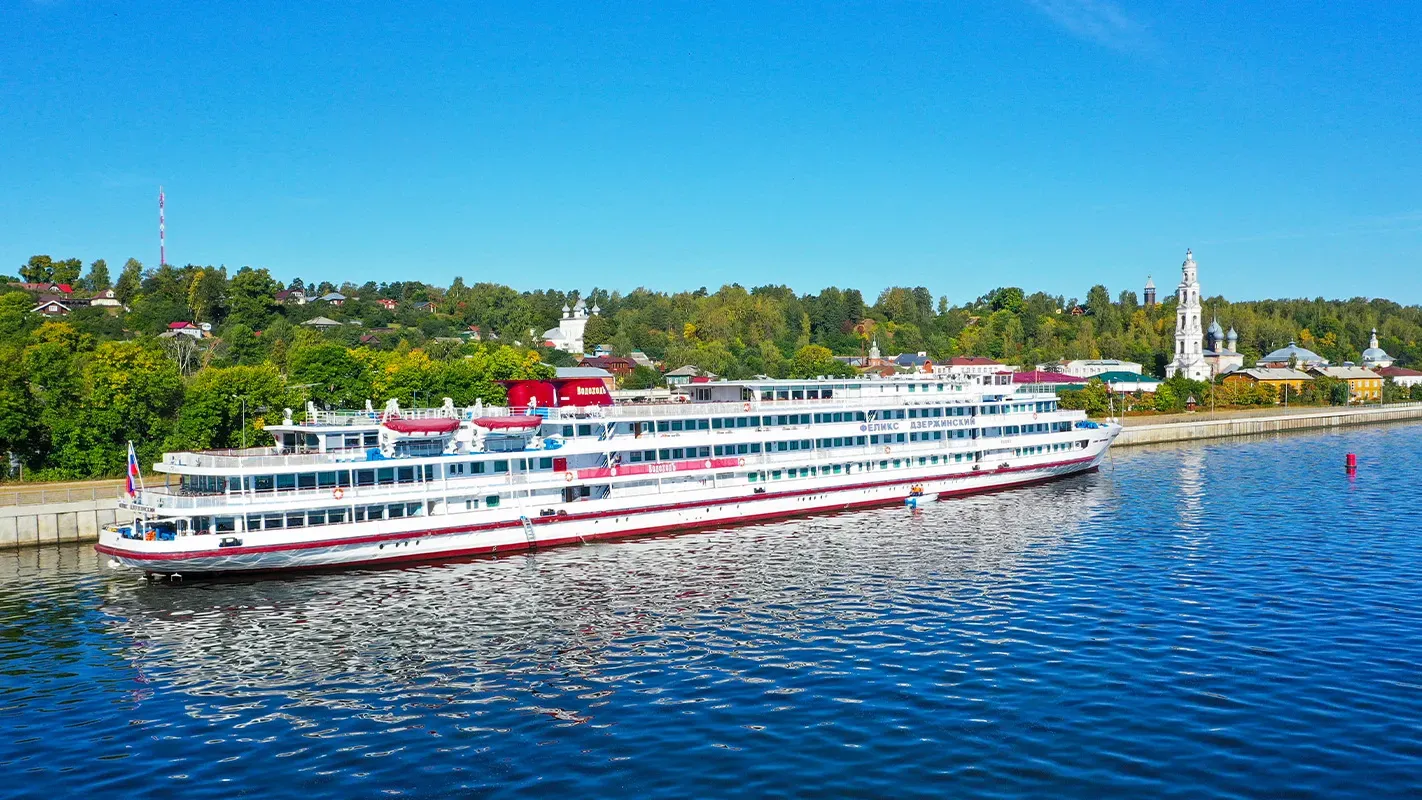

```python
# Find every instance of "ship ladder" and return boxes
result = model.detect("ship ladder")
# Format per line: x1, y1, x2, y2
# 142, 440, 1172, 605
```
518, 515, 537, 548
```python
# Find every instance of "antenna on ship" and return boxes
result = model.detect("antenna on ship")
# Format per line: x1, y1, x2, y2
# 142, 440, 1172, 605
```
158, 186, 166, 266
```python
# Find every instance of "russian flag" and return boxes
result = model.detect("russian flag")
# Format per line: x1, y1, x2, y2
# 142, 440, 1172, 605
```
126, 441, 140, 498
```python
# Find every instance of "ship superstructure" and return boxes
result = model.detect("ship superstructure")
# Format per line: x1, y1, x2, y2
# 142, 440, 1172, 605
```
97, 373, 1120, 574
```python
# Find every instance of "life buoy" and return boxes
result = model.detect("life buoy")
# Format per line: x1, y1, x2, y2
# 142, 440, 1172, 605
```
565, 472, 574, 482
737, 457, 746, 467
884, 446, 891, 455
743, 402, 751, 412
333, 488, 344, 500
1033, 412, 1039, 420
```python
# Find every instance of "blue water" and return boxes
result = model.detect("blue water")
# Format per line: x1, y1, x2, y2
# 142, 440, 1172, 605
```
3, 425, 1422, 798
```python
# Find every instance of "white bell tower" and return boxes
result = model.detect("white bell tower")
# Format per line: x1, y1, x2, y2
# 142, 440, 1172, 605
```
1166, 249, 1211, 381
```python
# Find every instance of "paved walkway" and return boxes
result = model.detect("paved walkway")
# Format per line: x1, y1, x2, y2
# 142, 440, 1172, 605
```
1117, 402, 1420, 427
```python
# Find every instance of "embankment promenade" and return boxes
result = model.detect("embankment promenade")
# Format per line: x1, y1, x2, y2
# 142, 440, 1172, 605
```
3, 403, 1421, 550
1114, 402, 1422, 446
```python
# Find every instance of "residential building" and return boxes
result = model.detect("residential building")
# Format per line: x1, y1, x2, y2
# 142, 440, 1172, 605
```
1308, 366, 1384, 402
31, 297, 71, 316
1010, 370, 1084, 391
163, 322, 208, 340
1054, 359, 1144, 379
1378, 366, 1422, 389
17, 282, 74, 295
276, 289, 307, 304
1096, 371, 1162, 394
318, 292, 346, 306
629, 351, 656, 369
377, 298, 398, 311
301, 316, 343, 330
1223, 368, 1313, 401
892, 352, 934, 372
664, 365, 711, 386
89, 289, 122, 308
412, 301, 437, 313
578, 355, 636, 377
941, 356, 1007, 377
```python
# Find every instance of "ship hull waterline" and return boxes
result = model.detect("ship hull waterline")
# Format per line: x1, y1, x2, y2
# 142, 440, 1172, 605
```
96, 454, 1105, 576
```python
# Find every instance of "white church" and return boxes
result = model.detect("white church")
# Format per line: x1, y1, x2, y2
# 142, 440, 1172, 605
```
1165, 249, 1243, 380
541, 297, 598, 353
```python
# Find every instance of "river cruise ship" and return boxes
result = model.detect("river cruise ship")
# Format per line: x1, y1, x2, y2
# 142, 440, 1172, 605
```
97, 373, 1120, 575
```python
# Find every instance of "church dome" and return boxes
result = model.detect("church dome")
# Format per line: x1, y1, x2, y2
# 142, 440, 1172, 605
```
1208, 318, 1224, 338
1260, 341, 1326, 366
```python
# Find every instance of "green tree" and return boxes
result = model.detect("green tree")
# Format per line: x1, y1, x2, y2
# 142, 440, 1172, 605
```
788, 344, 856, 379
19, 255, 54, 284
167, 364, 291, 452
114, 258, 143, 305
47, 342, 183, 477
288, 342, 372, 408
50, 258, 83, 286
227, 266, 281, 329
621, 364, 662, 389
188, 267, 227, 323
82, 259, 111, 292
582, 314, 616, 350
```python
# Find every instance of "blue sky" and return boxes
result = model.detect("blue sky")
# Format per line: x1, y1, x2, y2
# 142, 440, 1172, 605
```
2, 0, 1419, 303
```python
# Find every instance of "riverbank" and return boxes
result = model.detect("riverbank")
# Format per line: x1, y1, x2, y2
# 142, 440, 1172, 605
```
4, 404, 1421, 550
1114, 402, 1422, 446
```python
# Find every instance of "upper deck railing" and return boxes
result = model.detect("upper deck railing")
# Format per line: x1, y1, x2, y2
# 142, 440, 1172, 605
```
160, 385, 1063, 472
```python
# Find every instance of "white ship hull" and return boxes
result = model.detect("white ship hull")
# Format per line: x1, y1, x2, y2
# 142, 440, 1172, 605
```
97, 444, 1112, 575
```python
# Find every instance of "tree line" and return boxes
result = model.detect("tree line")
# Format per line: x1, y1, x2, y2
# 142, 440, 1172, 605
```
3, 253, 1420, 479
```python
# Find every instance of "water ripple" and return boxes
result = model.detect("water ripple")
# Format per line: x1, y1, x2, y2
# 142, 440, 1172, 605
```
2, 424, 1422, 798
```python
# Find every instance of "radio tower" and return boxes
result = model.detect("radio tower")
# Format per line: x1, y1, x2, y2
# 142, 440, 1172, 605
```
158, 186, 166, 266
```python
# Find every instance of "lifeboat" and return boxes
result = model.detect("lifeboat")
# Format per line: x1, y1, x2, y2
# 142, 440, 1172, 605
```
381, 417, 461, 436
472, 415, 543, 434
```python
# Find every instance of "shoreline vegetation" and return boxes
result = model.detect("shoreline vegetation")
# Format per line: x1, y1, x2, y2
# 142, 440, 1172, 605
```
3, 254, 1420, 483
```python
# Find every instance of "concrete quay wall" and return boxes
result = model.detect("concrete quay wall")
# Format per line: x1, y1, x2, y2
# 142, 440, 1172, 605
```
0, 481, 122, 550
1115, 403, 1422, 447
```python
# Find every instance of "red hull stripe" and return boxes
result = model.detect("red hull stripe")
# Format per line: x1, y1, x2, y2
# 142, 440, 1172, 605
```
96, 455, 1096, 563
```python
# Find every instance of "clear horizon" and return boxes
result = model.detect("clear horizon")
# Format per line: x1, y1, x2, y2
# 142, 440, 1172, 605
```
4, 1, 1419, 304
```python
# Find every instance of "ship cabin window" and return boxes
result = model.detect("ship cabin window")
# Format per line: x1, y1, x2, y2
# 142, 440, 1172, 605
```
771, 470, 782, 480
277, 474, 296, 491
215, 517, 236, 533
493, 460, 509, 473
377, 467, 396, 485
486, 495, 500, 508
298, 473, 316, 490
356, 469, 375, 486
388, 504, 405, 519
286, 512, 305, 528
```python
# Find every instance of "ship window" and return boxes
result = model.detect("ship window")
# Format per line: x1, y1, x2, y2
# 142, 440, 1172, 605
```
629, 451, 643, 462
277, 474, 296, 491
329, 509, 347, 524
424, 465, 434, 481
264, 513, 283, 529
713, 417, 724, 429
298, 473, 316, 489
377, 468, 395, 485
492, 460, 508, 473
747, 472, 757, 482
286, 512, 305, 528
880, 461, 888, 469
304, 433, 320, 449
356, 469, 375, 486
364, 432, 378, 447
388, 504, 405, 519
656, 421, 669, 432
397, 467, 415, 483
253, 475, 274, 492
539, 458, 553, 470
777, 390, 789, 400
245, 514, 261, 531
407, 502, 421, 516
214, 517, 236, 533
344, 434, 362, 449
471, 462, 486, 474
308, 510, 326, 526
486, 495, 500, 508
832, 465, 842, 474
670, 420, 683, 431
318, 472, 338, 488
771, 470, 782, 480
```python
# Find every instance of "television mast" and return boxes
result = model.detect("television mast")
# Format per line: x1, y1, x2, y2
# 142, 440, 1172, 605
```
159, 186, 166, 266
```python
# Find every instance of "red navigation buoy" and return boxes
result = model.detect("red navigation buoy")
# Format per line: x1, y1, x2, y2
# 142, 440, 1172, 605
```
1346, 452, 1358, 470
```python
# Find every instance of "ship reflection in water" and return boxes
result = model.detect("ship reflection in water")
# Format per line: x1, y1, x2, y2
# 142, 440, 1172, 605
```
7, 424, 1422, 798
98, 477, 1108, 730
